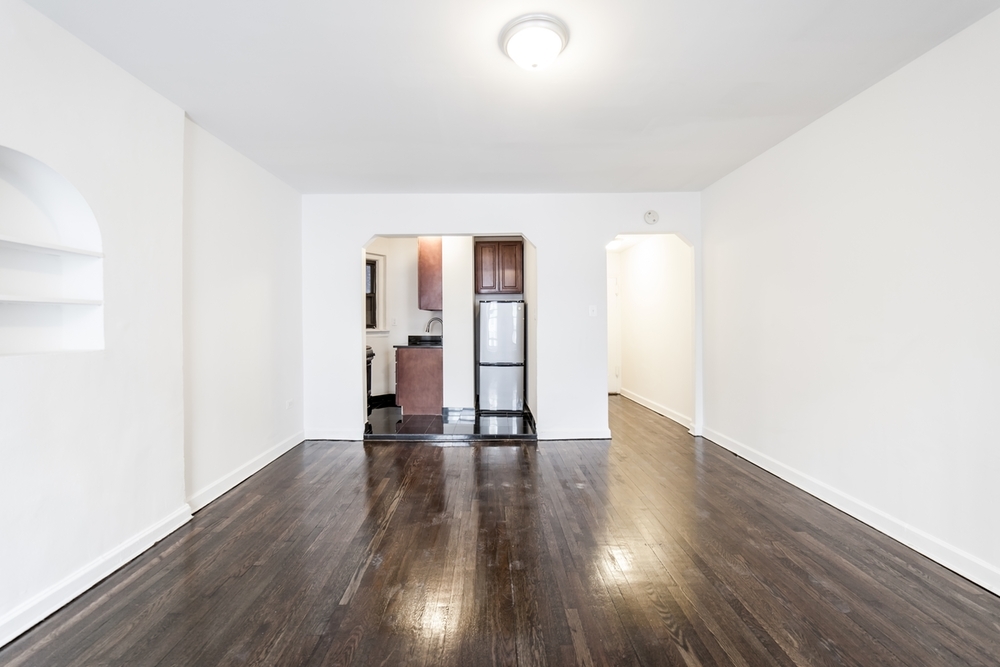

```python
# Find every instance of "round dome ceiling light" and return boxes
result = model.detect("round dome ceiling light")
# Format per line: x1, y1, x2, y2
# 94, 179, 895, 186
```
499, 14, 569, 71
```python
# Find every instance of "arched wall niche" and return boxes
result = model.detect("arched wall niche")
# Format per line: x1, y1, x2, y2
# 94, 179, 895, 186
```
0, 145, 105, 355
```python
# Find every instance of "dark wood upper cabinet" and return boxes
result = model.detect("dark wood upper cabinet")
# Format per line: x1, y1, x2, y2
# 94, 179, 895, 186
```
498, 241, 523, 293
417, 236, 442, 310
476, 239, 523, 294
476, 242, 499, 292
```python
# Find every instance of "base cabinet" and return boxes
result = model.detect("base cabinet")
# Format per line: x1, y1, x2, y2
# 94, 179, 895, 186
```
395, 347, 443, 415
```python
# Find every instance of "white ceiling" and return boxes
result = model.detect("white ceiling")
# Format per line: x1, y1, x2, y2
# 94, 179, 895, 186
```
24, 0, 1000, 193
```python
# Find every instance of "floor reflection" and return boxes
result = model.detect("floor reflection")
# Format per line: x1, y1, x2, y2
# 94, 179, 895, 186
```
8, 398, 999, 666
366, 406, 535, 439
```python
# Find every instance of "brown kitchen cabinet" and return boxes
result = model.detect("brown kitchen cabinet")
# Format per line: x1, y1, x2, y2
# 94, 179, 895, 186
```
395, 346, 443, 415
475, 239, 522, 294
417, 236, 442, 311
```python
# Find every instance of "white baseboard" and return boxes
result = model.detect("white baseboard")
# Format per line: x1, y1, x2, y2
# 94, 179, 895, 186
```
307, 425, 614, 442
703, 427, 1000, 597
303, 428, 363, 441
188, 431, 305, 512
620, 389, 693, 429
537, 428, 612, 441
0, 504, 192, 649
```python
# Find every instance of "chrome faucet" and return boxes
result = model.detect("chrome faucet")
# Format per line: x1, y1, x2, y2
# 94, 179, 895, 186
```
425, 317, 443, 334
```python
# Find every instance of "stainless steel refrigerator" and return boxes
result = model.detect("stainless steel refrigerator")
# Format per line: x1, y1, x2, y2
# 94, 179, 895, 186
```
477, 300, 525, 412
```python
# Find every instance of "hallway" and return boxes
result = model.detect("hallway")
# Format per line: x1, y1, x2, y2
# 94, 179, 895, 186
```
3, 397, 998, 666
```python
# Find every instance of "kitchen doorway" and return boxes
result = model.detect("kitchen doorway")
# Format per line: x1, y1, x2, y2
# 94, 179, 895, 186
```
360, 234, 538, 441
606, 234, 696, 430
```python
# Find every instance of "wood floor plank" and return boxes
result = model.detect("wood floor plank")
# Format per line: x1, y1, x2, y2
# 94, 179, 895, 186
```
4, 397, 1000, 666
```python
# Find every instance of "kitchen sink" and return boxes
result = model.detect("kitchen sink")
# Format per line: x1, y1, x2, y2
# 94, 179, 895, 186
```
407, 335, 442, 346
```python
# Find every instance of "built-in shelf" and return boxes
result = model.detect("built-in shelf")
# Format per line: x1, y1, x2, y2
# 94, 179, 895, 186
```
1, 144, 106, 355
0, 294, 103, 306
0, 235, 103, 258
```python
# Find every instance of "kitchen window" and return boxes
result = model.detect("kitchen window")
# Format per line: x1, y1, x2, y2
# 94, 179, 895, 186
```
365, 259, 378, 329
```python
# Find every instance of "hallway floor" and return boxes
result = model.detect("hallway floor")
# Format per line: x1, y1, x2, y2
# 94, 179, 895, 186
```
3, 397, 999, 666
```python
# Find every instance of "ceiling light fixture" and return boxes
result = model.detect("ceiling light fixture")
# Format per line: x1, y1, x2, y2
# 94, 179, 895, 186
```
499, 14, 569, 71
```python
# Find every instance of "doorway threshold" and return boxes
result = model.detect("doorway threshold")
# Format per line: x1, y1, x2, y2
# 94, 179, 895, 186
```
365, 407, 536, 443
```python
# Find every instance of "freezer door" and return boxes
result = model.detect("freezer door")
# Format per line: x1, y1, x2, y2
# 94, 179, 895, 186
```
478, 301, 525, 364
478, 365, 524, 411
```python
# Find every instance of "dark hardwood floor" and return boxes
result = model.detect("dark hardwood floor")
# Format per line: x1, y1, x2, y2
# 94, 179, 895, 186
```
4, 396, 1000, 666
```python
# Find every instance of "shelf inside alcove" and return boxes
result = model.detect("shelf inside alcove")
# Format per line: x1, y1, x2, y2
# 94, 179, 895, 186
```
0, 294, 103, 306
0, 234, 103, 258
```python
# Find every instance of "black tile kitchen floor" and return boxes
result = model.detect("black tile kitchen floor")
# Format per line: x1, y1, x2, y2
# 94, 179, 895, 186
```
365, 406, 536, 442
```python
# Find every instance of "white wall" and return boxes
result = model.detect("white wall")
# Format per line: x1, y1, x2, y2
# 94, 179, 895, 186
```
703, 8, 1000, 594
442, 236, 474, 409
303, 193, 702, 440
522, 238, 538, 415
606, 251, 621, 394
182, 118, 304, 511
616, 235, 695, 428
0, 0, 187, 645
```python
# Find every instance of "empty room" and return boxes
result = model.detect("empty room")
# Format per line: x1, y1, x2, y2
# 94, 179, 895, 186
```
2, 0, 1000, 665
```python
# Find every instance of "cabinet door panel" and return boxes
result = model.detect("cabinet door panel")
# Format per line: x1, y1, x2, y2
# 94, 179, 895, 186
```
476, 241, 499, 293
396, 347, 443, 415
418, 236, 443, 310
498, 241, 523, 293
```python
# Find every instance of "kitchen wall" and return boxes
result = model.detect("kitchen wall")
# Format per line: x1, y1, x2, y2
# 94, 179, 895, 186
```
364, 236, 439, 396
703, 7, 1000, 594
182, 118, 304, 512
614, 235, 695, 428
0, 0, 187, 645
303, 193, 702, 440
442, 236, 475, 410
367, 234, 517, 412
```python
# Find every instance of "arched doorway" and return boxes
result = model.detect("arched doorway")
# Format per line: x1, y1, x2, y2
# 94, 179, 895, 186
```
606, 233, 695, 431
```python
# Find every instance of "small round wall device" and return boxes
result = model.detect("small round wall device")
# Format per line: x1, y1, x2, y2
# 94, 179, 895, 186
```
644, 210, 659, 225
